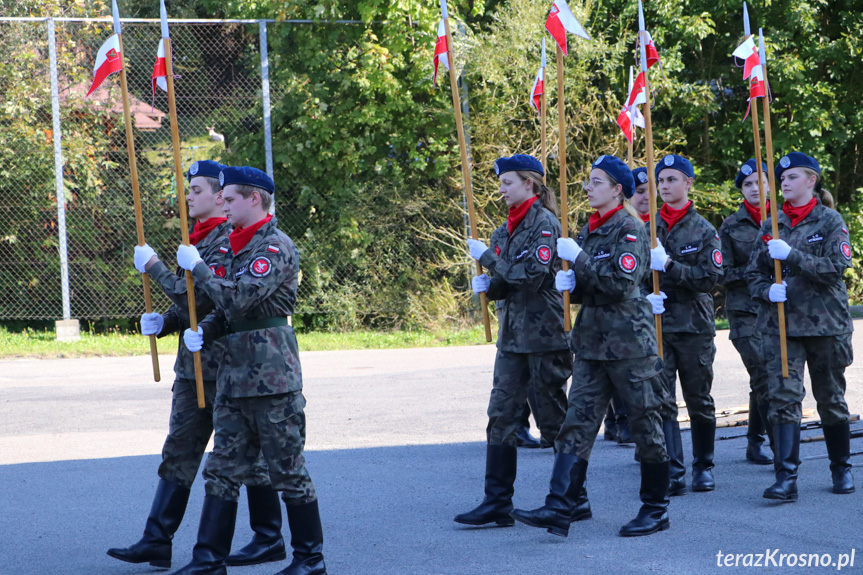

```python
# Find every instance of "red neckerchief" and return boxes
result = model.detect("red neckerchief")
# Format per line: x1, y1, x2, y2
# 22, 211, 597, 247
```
189, 217, 228, 246
783, 198, 817, 227
588, 204, 624, 233
660, 201, 692, 231
229, 214, 272, 254
507, 196, 538, 235
743, 200, 768, 225
639, 213, 651, 223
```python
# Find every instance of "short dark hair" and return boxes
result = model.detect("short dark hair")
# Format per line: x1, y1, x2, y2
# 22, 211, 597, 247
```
234, 184, 273, 211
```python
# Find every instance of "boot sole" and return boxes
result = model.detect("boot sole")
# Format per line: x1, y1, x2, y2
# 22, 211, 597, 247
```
619, 520, 670, 537
746, 456, 773, 465
832, 486, 856, 495
106, 550, 170, 569
692, 484, 715, 492
225, 550, 287, 566
570, 510, 592, 522
763, 491, 798, 502
510, 513, 569, 537
453, 517, 515, 527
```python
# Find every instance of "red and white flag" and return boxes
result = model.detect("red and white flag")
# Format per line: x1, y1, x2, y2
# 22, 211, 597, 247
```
86, 0, 123, 97
732, 36, 760, 80
529, 67, 544, 115
643, 31, 661, 69
626, 71, 646, 108
618, 68, 644, 142
749, 63, 765, 99
152, 0, 170, 96
545, 0, 590, 56
432, 19, 449, 87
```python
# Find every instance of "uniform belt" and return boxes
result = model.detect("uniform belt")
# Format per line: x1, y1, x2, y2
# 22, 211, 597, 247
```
231, 317, 288, 333
581, 290, 639, 307
664, 290, 702, 303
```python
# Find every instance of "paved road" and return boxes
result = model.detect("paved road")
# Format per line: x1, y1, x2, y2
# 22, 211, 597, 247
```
1, 324, 861, 574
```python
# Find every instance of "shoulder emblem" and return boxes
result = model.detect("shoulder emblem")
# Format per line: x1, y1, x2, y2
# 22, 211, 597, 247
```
842, 227, 849, 235
494, 246, 501, 256
841, 241, 852, 261
535, 245, 552, 265
541, 230, 552, 237
209, 264, 227, 278
249, 256, 273, 277
218, 246, 229, 254
618, 252, 638, 274
267, 245, 280, 253
711, 249, 723, 268
625, 234, 637, 242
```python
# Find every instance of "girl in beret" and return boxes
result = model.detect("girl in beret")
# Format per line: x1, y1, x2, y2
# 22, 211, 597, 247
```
512, 154, 671, 538
455, 154, 573, 528
746, 152, 855, 500
718, 160, 774, 465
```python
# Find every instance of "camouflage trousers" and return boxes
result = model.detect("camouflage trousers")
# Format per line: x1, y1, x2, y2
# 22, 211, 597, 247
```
763, 333, 853, 426
486, 349, 570, 446
728, 311, 768, 403
203, 391, 316, 504
157, 378, 272, 489
658, 332, 716, 425
556, 356, 669, 463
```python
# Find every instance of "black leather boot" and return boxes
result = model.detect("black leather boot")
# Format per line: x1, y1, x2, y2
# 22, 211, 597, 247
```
107, 478, 191, 568
454, 444, 517, 526
275, 500, 327, 575
619, 461, 671, 537
746, 395, 772, 464
570, 485, 592, 522
516, 426, 542, 448
169, 496, 238, 575
662, 420, 686, 496
690, 420, 716, 492
823, 423, 856, 494
763, 423, 800, 502
510, 453, 588, 537
603, 404, 618, 441
226, 485, 287, 566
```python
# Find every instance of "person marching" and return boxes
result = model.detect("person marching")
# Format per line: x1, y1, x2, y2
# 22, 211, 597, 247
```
171, 166, 326, 575
455, 154, 572, 528
718, 159, 773, 465
511, 155, 671, 538
631, 167, 652, 223
647, 154, 722, 495
746, 152, 855, 500
109, 160, 285, 569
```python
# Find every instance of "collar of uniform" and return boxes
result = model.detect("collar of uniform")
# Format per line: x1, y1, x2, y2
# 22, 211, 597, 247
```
234, 215, 276, 257
735, 203, 761, 228
588, 205, 626, 236
776, 199, 823, 230
510, 200, 543, 237
658, 201, 695, 232
195, 220, 232, 250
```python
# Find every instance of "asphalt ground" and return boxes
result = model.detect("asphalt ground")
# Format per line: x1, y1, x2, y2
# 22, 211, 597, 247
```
1, 323, 862, 574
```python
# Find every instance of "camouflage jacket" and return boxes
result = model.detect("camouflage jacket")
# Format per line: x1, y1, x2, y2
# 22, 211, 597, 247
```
653, 203, 722, 335
719, 204, 761, 317
148, 220, 232, 381
745, 200, 853, 337
569, 208, 658, 360
478, 200, 568, 354
195, 216, 303, 398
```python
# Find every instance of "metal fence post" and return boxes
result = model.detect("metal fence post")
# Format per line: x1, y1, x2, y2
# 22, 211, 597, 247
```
48, 18, 79, 339
259, 21, 274, 184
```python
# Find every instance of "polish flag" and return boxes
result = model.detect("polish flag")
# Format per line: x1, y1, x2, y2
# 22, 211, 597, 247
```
432, 19, 449, 87
626, 71, 647, 108
743, 64, 766, 119
732, 36, 760, 80
86, 34, 122, 97
529, 67, 544, 115
545, 0, 590, 56
644, 31, 661, 69
617, 108, 634, 142
152, 39, 168, 95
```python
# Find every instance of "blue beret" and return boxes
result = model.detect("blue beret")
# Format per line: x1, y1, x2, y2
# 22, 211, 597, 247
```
219, 166, 275, 195
494, 154, 544, 177
632, 167, 649, 186
655, 154, 695, 179
734, 158, 768, 188
187, 160, 225, 183
593, 155, 635, 199
775, 151, 820, 180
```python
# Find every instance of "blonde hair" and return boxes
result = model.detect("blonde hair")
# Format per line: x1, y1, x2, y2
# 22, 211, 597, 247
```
516, 170, 559, 217
603, 173, 642, 222
799, 167, 835, 209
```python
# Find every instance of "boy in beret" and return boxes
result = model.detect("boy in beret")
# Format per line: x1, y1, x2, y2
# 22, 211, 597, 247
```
173, 166, 326, 575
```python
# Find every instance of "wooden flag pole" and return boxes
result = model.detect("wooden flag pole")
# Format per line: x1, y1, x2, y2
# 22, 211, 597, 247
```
117, 34, 160, 381
164, 37, 206, 408
759, 28, 789, 377
749, 103, 768, 221
443, 16, 492, 342
556, 46, 572, 332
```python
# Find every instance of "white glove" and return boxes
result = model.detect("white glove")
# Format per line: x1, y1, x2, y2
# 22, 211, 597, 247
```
556, 237, 583, 263
646, 291, 668, 315
768, 281, 787, 303
177, 244, 204, 271
183, 327, 204, 352
555, 269, 576, 292
472, 274, 490, 294
768, 239, 793, 261
467, 239, 489, 261
134, 244, 157, 273
650, 240, 670, 271
140, 312, 164, 336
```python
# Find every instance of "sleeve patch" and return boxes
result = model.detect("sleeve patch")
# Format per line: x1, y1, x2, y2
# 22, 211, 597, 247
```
249, 256, 273, 277
218, 246, 229, 254
494, 246, 501, 256
535, 245, 552, 264
841, 242, 852, 261
267, 245, 280, 253
209, 264, 227, 278
761, 234, 773, 245
842, 227, 849, 234
541, 230, 553, 237
625, 234, 637, 242
618, 252, 638, 273
712, 249, 723, 268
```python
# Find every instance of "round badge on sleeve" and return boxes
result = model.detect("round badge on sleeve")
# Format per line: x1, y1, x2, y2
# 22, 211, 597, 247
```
190, 161, 199, 176
841, 242, 852, 261
209, 264, 226, 278
780, 156, 791, 168
712, 248, 723, 268
250, 256, 272, 277
741, 164, 752, 176
536, 245, 552, 265
618, 252, 638, 274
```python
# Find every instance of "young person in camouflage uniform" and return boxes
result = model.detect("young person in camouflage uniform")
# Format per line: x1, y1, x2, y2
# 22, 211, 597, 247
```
647, 154, 722, 495
454, 154, 573, 528
718, 159, 773, 465
511, 155, 671, 539
109, 161, 285, 569
172, 166, 326, 575
746, 152, 855, 501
